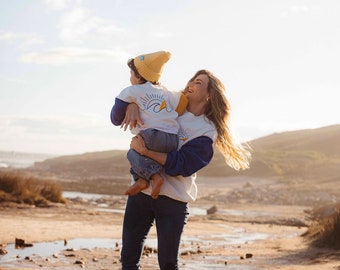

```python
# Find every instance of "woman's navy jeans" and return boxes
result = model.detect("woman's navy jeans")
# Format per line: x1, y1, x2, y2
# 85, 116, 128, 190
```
121, 192, 188, 270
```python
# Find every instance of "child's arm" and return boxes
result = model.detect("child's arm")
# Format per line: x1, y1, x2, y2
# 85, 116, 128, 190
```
110, 98, 143, 131
110, 98, 129, 126
121, 103, 143, 131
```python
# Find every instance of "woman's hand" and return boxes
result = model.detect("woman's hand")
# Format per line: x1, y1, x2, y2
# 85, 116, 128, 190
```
130, 134, 147, 155
121, 103, 144, 131
130, 133, 167, 166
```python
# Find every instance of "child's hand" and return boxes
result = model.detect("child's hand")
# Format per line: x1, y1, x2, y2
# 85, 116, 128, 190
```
121, 103, 144, 131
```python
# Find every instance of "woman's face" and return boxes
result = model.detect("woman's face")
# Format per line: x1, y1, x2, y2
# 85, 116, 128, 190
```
185, 74, 210, 103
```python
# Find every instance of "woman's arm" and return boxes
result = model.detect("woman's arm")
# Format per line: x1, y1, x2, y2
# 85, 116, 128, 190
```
130, 135, 214, 176
164, 136, 214, 176
130, 134, 167, 165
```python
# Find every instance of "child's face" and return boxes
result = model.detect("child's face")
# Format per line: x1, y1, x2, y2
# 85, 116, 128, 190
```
130, 70, 141, 85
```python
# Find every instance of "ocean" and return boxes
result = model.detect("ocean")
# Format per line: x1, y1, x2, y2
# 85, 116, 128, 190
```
0, 151, 55, 168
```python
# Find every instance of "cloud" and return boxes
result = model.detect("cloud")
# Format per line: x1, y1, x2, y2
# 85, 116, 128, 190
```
0, 32, 17, 40
281, 4, 319, 18
289, 5, 310, 13
0, 30, 45, 49
58, 7, 125, 44
19, 34, 45, 49
44, 0, 83, 10
20, 46, 130, 65
43, 2, 126, 46
0, 114, 131, 154
150, 31, 174, 39
0, 114, 112, 138
0, 75, 26, 85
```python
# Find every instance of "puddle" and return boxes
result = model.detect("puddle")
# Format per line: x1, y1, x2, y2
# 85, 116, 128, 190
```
63, 191, 126, 214
63, 191, 112, 200
62, 192, 281, 219
181, 257, 258, 270
189, 206, 207, 216
0, 238, 261, 270
0, 226, 270, 265
0, 238, 120, 263
218, 208, 283, 217
60, 192, 288, 225
95, 208, 125, 214
182, 230, 269, 247
0, 193, 298, 269
190, 207, 282, 218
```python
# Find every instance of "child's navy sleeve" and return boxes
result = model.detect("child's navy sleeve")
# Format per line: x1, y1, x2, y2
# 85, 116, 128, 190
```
164, 136, 214, 177
110, 98, 130, 126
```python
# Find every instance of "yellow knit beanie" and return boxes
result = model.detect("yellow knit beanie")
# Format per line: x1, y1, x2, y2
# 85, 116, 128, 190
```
133, 51, 171, 83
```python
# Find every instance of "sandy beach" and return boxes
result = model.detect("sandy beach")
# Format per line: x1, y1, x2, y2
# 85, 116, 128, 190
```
1, 183, 339, 270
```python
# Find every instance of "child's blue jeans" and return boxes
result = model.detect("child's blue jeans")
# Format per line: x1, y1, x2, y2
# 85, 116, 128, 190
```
127, 128, 178, 181
121, 192, 189, 270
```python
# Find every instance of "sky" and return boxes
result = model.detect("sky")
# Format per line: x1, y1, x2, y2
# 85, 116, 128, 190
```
0, 0, 339, 155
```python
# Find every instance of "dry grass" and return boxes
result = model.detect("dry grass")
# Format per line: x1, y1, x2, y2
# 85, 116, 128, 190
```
0, 170, 65, 206
303, 202, 340, 249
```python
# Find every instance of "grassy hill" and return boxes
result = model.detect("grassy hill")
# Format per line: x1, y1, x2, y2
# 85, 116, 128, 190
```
198, 125, 340, 178
29, 150, 130, 194
19, 124, 340, 196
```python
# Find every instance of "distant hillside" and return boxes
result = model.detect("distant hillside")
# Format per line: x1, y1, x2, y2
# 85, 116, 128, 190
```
200, 124, 340, 179
32, 150, 129, 179
19, 124, 340, 195
250, 125, 340, 155
29, 150, 130, 194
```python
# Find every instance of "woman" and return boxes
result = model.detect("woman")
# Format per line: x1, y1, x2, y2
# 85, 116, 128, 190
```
113, 70, 251, 269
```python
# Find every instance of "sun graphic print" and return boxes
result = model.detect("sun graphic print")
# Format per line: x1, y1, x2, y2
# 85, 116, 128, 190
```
140, 93, 170, 113
178, 127, 189, 142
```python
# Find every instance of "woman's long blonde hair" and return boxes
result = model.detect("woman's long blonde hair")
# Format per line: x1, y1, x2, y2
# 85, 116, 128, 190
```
187, 70, 251, 170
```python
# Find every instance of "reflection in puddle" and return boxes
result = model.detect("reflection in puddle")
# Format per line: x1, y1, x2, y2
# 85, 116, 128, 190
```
182, 257, 257, 270
63, 191, 106, 200
1, 238, 119, 263
183, 231, 269, 247
96, 208, 125, 214
190, 207, 282, 218
63, 191, 126, 214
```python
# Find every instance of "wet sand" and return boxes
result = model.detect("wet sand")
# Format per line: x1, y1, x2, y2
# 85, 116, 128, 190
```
0, 192, 339, 270
0, 197, 340, 270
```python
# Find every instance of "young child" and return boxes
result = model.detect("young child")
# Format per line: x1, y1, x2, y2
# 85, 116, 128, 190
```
111, 51, 187, 198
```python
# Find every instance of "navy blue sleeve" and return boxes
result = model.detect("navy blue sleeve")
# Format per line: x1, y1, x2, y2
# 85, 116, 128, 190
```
110, 98, 130, 126
164, 136, 214, 177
